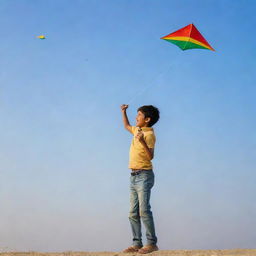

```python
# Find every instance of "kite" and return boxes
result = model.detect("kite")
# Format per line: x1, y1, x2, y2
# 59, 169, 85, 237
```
37, 35, 46, 39
161, 24, 214, 51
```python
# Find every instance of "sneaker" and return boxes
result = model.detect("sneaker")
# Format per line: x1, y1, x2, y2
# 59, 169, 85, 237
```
123, 245, 143, 253
137, 245, 159, 254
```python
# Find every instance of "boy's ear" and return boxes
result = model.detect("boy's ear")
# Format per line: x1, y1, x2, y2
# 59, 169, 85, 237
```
145, 117, 151, 124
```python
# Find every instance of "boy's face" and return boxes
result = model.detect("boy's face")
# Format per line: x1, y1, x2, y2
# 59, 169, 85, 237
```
136, 111, 150, 127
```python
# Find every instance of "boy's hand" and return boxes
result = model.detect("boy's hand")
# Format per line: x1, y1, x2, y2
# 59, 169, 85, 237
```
136, 129, 145, 143
136, 128, 154, 160
121, 104, 129, 112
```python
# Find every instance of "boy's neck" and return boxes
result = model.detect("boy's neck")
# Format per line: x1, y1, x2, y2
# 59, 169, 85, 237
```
138, 125, 152, 130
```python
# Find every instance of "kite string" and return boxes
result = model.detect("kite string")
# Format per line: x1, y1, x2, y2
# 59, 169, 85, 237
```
127, 62, 173, 105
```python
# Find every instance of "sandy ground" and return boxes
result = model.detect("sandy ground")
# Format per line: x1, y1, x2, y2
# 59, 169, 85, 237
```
0, 249, 256, 256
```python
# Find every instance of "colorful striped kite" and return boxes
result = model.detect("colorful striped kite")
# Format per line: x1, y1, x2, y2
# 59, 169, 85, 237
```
161, 24, 214, 51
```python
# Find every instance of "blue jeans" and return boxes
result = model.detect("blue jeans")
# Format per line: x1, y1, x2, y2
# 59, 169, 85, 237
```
129, 170, 157, 246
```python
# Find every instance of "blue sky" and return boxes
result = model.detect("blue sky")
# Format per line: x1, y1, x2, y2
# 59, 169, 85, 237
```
0, 0, 255, 252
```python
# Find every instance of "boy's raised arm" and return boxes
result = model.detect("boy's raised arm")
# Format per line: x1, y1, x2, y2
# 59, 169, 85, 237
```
121, 104, 132, 133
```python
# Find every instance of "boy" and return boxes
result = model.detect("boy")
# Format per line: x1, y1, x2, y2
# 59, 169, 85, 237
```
120, 104, 160, 254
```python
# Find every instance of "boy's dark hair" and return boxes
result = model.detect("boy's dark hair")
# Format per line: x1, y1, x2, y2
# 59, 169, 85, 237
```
137, 105, 160, 127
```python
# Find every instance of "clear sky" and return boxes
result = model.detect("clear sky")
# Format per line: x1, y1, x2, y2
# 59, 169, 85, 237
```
0, 0, 255, 252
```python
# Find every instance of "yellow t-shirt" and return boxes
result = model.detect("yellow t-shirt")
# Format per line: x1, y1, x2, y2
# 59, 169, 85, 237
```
129, 126, 156, 170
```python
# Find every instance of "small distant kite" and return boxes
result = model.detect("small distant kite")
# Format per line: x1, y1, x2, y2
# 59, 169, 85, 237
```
161, 24, 214, 51
37, 35, 46, 39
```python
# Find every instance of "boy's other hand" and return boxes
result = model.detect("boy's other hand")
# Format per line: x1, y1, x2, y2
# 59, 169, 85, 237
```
136, 130, 145, 142
121, 104, 129, 111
